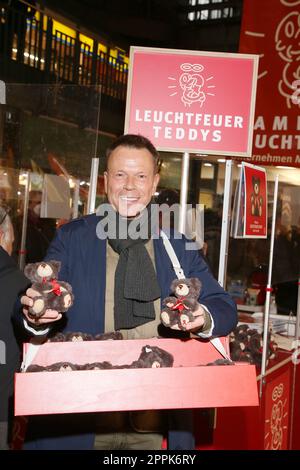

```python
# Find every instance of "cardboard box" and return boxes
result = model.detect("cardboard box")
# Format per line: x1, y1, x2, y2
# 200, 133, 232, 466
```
15, 338, 258, 416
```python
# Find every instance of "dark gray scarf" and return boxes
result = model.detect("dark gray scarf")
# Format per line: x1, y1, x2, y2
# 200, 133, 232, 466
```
107, 205, 161, 330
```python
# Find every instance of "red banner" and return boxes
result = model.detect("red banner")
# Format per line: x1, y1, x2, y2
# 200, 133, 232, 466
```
264, 368, 291, 450
239, 0, 300, 167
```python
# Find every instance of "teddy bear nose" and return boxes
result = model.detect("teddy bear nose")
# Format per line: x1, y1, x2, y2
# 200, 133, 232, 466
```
41, 263, 46, 267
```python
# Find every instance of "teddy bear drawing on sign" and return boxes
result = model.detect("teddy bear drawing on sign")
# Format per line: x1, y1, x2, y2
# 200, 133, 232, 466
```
160, 278, 201, 330
250, 176, 263, 217
24, 260, 74, 319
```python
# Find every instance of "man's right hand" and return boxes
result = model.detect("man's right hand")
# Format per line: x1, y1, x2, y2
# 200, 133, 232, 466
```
21, 287, 62, 325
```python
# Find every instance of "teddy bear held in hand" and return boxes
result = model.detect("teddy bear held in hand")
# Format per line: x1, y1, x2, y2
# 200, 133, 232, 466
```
24, 260, 74, 319
160, 278, 201, 330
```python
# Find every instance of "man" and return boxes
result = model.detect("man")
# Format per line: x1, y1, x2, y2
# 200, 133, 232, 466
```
14, 190, 56, 264
0, 205, 29, 449
21, 134, 237, 450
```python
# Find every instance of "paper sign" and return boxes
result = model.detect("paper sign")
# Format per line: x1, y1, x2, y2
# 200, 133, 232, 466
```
125, 46, 259, 157
232, 162, 267, 238
41, 174, 70, 219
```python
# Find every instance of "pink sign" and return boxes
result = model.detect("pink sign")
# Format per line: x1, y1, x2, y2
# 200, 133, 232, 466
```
125, 47, 259, 156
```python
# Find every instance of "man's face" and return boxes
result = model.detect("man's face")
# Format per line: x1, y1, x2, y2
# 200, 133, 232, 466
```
104, 145, 160, 217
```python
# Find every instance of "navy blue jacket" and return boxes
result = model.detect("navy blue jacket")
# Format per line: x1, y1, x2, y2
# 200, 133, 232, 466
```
23, 213, 237, 450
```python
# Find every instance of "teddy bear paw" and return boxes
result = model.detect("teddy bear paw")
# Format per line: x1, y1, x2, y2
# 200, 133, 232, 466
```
179, 313, 191, 329
29, 296, 46, 318
161, 311, 171, 326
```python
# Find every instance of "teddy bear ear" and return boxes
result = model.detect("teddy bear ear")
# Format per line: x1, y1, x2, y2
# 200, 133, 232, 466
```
49, 260, 61, 273
24, 263, 35, 280
190, 278, 202, 293
170, 279, 180, 292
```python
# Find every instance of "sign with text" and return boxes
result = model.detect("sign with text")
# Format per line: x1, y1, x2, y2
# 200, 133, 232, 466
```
125, 47, 259, 157
239, 0, 300, 167
244, 163, 267, 237
232, 162, 267, 239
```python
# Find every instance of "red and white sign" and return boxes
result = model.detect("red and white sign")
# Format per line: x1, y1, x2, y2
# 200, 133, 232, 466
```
244, 163, 267, 238
232, 162, 267, 239
239, 0, 300, 167
125, 47, 259, 157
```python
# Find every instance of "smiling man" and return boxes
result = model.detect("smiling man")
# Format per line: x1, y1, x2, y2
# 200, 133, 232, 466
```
104, 135, 160, 218
20, 134, 237, 450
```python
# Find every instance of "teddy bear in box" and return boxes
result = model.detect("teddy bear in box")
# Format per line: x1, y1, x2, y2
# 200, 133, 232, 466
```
24, 260, 74, 319
160, 278, 201, 330
48, 331, 123, 342
25, 345, 174, 372
83, 345, 174, 370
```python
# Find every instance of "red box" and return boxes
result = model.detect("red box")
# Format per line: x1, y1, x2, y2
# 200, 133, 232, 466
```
15, 338, 258, 416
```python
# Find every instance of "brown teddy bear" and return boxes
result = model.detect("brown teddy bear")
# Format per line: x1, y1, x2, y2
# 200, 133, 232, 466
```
127, 345, 174, 369
160, 278, 201, 330
65, 332, 93, 342
24, 260, 74, 319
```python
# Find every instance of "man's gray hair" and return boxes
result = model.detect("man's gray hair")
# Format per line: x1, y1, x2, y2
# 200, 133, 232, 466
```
0, 206, 12, 242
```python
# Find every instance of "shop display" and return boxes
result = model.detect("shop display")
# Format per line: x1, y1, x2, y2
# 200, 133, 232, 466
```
14, 338, 258, 416
229, 324, 277, 366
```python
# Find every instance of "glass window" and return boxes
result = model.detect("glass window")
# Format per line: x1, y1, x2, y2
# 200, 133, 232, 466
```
187, 0, 235, 22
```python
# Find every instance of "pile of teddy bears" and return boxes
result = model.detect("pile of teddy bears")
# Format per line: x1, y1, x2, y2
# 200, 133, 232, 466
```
48, 331, 124, 342
229, 324, 277, 366
26, 345, 174, 372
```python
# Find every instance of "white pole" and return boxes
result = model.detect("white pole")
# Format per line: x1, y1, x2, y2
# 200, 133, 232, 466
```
86, 158, 99, 215
19, 171, 30, 271
179, 152, 190, 235
260, 175, 279, 397
0, 80, 6, 104
86, 86, 101, 215
72, 178, 80, 219
218, 160, 233, 288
